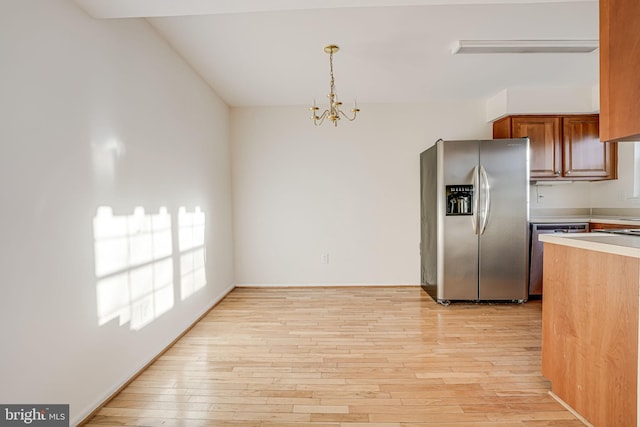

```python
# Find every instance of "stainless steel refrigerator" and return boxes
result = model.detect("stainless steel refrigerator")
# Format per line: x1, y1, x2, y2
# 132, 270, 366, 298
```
420, 138, 529, 305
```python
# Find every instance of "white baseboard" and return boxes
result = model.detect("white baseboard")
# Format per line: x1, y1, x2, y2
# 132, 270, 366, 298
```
235, 283, 420, 288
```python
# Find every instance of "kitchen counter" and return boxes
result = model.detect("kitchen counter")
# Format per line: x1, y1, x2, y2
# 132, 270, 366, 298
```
539, 232, 640, 258
530, 207, 640, 226
530, 215, 640, 226
540, 231, 639, 426
528, 216, 590, 223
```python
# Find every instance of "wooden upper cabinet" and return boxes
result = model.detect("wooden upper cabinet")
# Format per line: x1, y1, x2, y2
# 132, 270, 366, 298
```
493, 114, 617, 181
563, 115, 615, 178
600, 0, 640, 142
513, 116, 561, 179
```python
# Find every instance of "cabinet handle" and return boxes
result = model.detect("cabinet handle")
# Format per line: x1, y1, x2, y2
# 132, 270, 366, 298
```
554, 170, 561, 175
566, 170, 572, 175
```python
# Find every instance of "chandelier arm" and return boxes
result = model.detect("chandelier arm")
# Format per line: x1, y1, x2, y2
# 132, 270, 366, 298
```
312, 109, 330, 126
338, 108, 358, 122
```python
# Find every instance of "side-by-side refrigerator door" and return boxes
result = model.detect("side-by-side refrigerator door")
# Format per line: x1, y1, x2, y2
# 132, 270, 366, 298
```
477, 138, 529, 300
440, 140, 480, 301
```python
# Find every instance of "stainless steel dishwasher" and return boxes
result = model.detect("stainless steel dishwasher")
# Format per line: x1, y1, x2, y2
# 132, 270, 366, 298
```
529, 223, 589, 296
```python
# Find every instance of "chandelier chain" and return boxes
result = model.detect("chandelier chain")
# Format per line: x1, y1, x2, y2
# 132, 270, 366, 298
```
329, 50, 336, 98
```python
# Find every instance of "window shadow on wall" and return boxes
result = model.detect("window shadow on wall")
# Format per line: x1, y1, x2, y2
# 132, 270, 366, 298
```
93, 206, 207, 330
178, 207, 207, 301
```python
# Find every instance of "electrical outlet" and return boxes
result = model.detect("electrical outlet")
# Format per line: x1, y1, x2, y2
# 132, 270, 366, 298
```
321, 253, 329, 264
535, 186, 545, 204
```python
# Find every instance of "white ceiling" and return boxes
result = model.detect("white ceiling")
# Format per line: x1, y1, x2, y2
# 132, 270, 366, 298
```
74, 0, 599, 107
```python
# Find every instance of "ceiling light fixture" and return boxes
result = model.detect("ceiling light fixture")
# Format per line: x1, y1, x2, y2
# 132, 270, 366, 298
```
310, 45, 360, 127
451, 39, 599, 54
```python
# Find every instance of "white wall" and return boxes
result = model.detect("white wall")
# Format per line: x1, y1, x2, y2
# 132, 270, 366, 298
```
0, 1, 234, 424
529, 182, 592, 209
528, 143, 639, 210
231, 102, 491, 286
590, 142, 640, 207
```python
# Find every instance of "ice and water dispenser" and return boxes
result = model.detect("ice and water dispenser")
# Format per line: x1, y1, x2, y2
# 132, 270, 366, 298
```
446, 185, 473, 216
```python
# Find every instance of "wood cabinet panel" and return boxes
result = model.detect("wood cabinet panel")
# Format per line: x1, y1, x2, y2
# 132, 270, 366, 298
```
600, 0, 640, 142
589, 222, 640, 231
492, 116, 511, 140
542, 243, 638, 426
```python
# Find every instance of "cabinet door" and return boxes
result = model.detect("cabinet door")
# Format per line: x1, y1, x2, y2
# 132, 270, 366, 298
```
563, 115, 616, 179
600, 0, 640, 142
512, 116, 562, 179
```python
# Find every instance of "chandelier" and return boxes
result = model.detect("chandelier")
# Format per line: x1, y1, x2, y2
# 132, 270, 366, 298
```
310, 45, 360, 127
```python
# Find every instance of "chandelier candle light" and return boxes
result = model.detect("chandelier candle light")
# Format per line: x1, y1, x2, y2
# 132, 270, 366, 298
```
310, 44, 360, 127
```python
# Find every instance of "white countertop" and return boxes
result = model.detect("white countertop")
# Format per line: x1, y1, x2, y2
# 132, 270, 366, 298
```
539, 232, 640, 258
529, 216, 590, 223
530, 216, 640, 226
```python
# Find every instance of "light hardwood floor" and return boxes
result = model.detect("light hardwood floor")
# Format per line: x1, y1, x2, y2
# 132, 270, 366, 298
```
84, 286, 582, 427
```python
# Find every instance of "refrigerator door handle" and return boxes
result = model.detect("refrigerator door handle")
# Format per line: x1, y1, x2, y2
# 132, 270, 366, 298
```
479, 165, 491, 235
471, 165, 479, 234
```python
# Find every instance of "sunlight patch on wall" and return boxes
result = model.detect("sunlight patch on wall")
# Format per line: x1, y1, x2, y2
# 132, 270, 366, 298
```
93, 206, 174, 330
178, 206, 207, 301
91, 136, 126, 184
